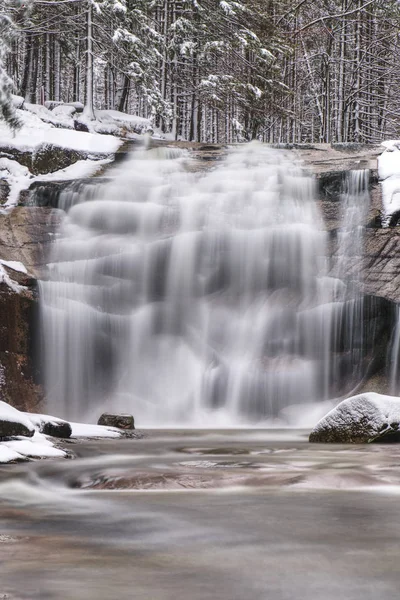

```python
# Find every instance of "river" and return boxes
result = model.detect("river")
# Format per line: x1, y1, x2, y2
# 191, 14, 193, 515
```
1, 429, 400, 599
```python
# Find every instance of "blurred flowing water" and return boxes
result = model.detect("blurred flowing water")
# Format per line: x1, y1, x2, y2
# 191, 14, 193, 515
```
40, 143, 371, 425
2, 431, 400, 600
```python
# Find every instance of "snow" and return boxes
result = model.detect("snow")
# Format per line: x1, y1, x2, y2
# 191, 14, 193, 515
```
27, 412, 68, 432
94, 109, 151, 134
24, 102, 73, 129
0, 446, 24, 463
0, 111, 122, 154
378, 141, 400, 217
70, 422, 122, 438
0, 401, 34, 431
1, 158, 111, 208
0, 260, 27, 274
3, 434, 66, 459
0, 264, 26, 292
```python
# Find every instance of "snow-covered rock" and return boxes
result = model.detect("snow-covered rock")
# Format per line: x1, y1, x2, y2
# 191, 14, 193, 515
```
27, 413, 72, 439
0, 401, 35, 439
0, 401, 125, 462
309, 392, 400, 443
11, 95, 24, 109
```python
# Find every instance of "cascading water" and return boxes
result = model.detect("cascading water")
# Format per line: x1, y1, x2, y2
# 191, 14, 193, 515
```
40, 143, 371, 426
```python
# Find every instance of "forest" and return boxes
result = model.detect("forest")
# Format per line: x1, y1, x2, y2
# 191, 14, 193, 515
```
1, 0, 400, 144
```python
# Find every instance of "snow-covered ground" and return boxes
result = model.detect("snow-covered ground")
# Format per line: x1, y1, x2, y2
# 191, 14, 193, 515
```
0, 401, 124, 463
378, 140, 400, 219
0, 99, 153, 207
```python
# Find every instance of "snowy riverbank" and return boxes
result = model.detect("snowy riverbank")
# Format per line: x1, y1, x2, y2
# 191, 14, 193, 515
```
0, 400, 134, 463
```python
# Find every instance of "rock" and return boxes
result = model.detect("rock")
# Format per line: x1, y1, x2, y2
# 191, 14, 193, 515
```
74, 120, 89, 133
97, 413, 135, 430
0, 401, 34, 439
27, 414, 72, 438
0, 144, 84, 175
309, 392, 400, 443
0, 207, 64, 413
0, 207, 63, 277
0, 181, 10, 205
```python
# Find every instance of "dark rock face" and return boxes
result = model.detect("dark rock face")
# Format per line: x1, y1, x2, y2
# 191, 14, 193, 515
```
0, 207, 63, 413
362, 229, 400, 304
309, 393, 400, 443
0, 207, 63, 277
98, 413, 135, 429
0, 281, 43, 413
0, 418, 34, 439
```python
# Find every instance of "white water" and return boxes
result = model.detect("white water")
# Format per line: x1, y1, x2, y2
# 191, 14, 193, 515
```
40, 143, 370, 426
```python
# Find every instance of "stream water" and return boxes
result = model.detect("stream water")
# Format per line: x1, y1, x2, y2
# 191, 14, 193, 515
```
4, 144, 400, 598
2, 430, 400, 600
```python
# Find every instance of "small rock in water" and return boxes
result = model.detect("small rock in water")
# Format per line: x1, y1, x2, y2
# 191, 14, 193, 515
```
309, 392, 400, 443
97, 413, 135, 430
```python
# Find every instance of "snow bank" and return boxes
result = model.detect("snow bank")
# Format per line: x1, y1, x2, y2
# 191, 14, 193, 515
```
95, 109, 151, 130
0, 402, 123, 463
309, 392, 400, 443
2, 432, 66, 460
0, 109, 121, 154
70, 422, 121, 438
378, 141, 400, 217
1, 157, 111, 208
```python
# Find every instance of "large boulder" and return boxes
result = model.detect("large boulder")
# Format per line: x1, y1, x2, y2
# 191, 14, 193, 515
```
0, 401, 35, 439
309, 392, 400, 443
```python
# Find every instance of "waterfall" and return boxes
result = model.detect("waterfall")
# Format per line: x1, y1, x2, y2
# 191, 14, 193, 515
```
390, 306, 400, 394
40, 143, 372, 426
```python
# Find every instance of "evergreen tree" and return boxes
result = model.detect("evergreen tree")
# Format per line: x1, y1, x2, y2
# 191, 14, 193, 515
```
0, 4, 21, 131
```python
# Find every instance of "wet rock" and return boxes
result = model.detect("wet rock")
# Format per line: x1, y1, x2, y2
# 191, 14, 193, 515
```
309, 392, 400, 443
97, 413, 135, 430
